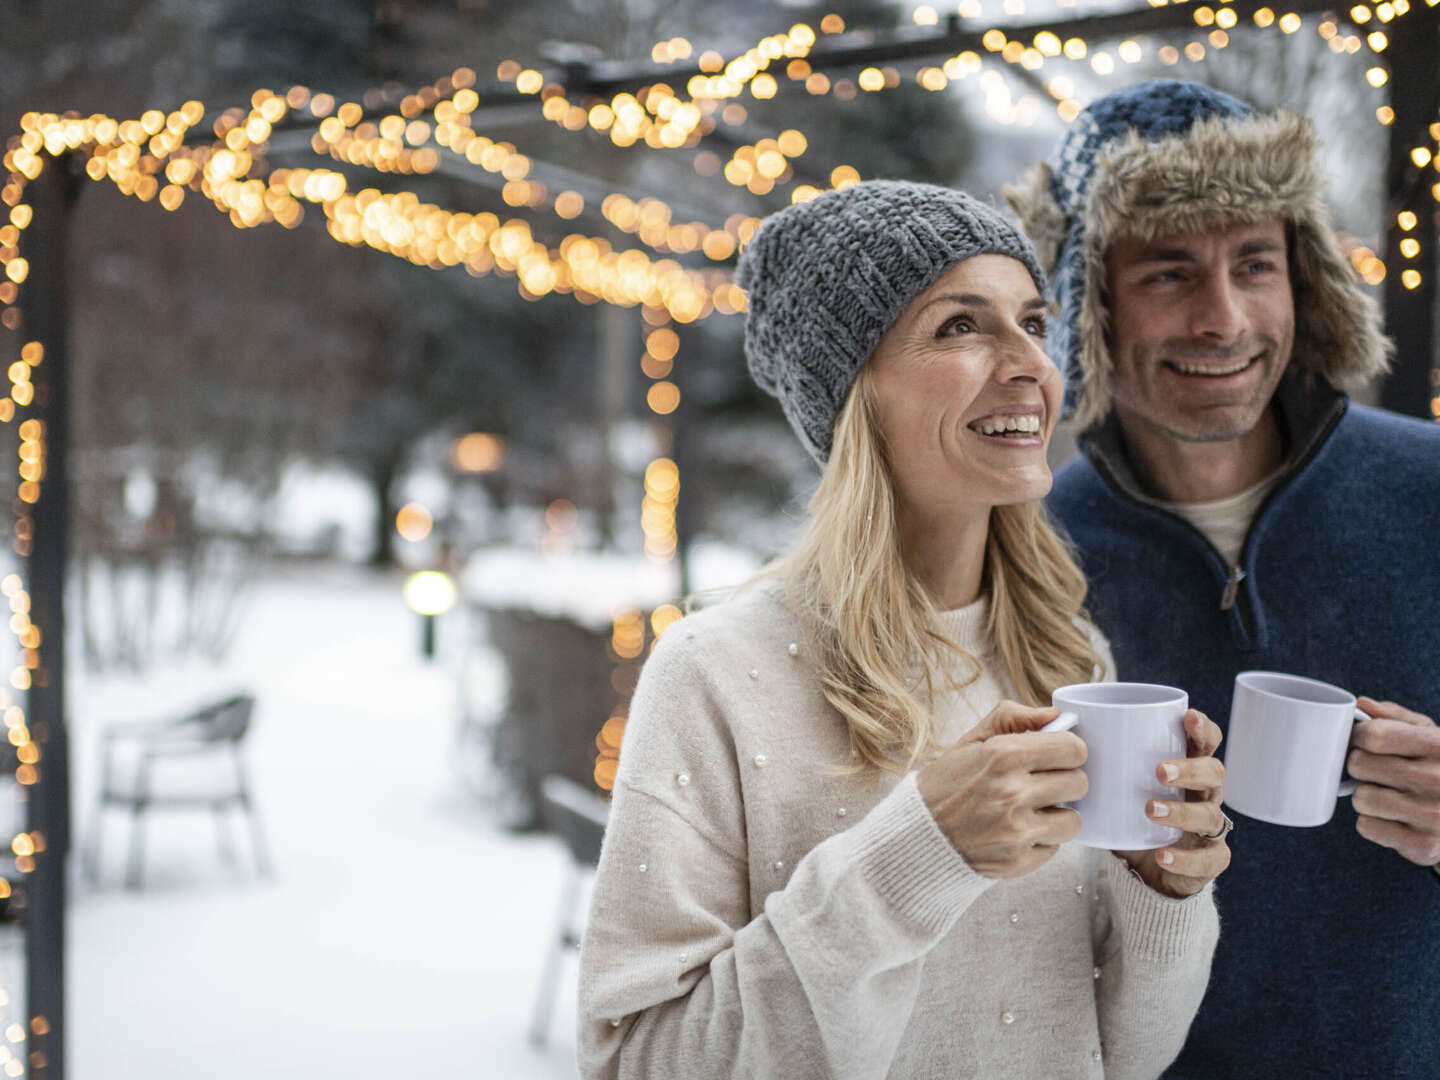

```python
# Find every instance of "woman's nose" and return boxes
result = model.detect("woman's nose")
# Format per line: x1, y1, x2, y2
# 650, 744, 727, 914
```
994, 332, 1054, 385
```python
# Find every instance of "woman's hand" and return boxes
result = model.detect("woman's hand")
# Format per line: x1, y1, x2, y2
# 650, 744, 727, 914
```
1115, 708, 1231, 898
917, 700, 1089, 879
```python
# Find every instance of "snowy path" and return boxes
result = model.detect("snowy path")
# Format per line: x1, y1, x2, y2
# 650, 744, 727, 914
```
67, 568, 581, 1079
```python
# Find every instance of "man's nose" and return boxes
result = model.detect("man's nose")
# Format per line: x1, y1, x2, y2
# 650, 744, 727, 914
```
1188, 271, 1247, 343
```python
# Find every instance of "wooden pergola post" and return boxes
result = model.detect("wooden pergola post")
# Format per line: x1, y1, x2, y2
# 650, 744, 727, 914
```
1378, 5, 1439, 419
20, 149, 78, 1080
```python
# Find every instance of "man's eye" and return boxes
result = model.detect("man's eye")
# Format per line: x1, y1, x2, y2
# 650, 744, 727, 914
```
1024, 319, 1046, 336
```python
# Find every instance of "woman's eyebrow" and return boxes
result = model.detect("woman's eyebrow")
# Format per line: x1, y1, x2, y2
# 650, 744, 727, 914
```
914, 293, 1046, 319
916, 292, 991, 317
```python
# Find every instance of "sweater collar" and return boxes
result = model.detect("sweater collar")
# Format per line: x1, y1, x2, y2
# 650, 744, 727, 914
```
1077, 373, 1348, 510
935, 595, 991, 656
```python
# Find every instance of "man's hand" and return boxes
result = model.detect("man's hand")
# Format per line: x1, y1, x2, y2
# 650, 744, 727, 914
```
1348, 697, 1440, 868
917, 701, 1088, 880
1116, 709, 1231, 898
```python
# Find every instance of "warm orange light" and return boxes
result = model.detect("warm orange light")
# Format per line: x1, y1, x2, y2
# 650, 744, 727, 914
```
452, 433, 504, 473
651, 604, 684, 637
647, 381, 681, 415
545, 499, 578, 532
645, 327, 680, 362
395, 503, 433, 542
594, 757, 619, 789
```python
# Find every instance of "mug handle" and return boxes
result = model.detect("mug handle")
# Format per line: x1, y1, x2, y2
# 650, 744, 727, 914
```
1041, 711, 1079, 733
1337, 706, 1371, 798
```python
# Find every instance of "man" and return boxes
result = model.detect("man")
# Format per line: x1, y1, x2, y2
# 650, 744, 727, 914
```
1007, 79, 1440, 1077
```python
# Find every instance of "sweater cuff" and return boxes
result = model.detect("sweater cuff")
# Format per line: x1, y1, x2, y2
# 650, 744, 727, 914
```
844, 772, 994, 935
1102, 853, 1217, 963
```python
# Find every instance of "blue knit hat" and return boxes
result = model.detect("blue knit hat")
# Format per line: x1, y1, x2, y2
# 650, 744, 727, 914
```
1006, 79, 1390, 429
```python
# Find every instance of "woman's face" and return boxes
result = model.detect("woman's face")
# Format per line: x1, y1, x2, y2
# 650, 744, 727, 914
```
866, 254, 1062, 524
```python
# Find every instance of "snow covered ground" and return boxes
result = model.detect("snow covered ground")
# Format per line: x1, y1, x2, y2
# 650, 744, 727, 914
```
66, 565, 585, 1079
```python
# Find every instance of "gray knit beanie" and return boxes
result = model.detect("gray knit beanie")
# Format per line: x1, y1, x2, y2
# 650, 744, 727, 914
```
736, 180, 1046, 464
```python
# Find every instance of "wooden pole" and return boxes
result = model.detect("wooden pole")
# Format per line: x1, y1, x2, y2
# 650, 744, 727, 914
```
20, 149, 78, 1080
1377, 7, 1440, 420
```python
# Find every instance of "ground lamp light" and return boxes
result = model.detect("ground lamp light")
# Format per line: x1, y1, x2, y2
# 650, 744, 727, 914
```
403, 570, 457, 659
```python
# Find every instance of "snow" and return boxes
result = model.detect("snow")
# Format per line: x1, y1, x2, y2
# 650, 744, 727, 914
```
68, 566, 584, 1079
461, 539, 763, 629
462, 547, 680, 630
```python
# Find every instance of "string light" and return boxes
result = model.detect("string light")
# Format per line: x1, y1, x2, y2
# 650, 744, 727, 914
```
642, 457, 679, 563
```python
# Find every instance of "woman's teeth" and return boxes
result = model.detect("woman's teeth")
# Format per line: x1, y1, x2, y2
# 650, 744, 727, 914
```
1167, 357, 1253, 376
973, 414, 1041, 436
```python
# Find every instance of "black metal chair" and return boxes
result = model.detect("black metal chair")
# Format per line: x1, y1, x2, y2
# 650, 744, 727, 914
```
86, 692, 272, 889
527, 773, 610, 1048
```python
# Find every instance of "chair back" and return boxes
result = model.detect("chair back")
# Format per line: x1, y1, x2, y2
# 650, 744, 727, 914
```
538, 774, 609, 866
189, 694, 256, 743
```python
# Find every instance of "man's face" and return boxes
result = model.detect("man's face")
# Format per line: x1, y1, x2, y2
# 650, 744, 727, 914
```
1105, 220, 1295, 445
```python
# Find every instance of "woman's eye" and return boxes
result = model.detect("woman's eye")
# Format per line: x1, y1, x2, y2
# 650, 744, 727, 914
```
939, 316, 976, 336
1024, 319, 1046, 336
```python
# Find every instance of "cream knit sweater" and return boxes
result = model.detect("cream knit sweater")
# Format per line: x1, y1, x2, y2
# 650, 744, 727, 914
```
579, 584, 1219, 1079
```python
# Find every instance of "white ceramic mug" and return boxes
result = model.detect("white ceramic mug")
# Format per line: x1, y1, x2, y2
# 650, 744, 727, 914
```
1040, 682, 1187, 849
1222, 671, 1369, 827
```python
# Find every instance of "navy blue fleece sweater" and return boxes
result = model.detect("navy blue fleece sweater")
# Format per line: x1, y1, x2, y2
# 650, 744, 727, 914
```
1048, 384, 1440, 1079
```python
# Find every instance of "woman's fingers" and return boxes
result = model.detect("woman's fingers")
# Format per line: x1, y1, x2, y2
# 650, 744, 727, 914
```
1157, 754, 1225, 793
1031, 806, 1083, 846
1183, 708, 1223, 756
1023, 766, 1089, 809
1154, 838, 1231, 880
1148, 797, 1226, 838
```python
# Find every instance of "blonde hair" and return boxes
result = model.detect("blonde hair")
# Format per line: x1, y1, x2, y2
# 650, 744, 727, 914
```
768, 368, 1102, 773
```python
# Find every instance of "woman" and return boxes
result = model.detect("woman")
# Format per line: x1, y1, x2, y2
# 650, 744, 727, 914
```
578, 181, 1230, 1078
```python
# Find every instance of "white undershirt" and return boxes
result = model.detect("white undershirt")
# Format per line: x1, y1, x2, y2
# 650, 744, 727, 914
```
1157, 469, 1285, 568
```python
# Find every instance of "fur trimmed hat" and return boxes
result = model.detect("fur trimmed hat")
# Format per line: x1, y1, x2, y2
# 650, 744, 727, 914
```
738, 180, 1045, 464
1004, 79, 1391, 430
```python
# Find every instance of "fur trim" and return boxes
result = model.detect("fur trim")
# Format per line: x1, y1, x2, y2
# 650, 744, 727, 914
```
1065, 111, 1392, 430
1003, 163, 1065, 274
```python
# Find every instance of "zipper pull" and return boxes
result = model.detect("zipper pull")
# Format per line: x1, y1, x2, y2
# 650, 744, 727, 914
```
1220, 566, 1247, 610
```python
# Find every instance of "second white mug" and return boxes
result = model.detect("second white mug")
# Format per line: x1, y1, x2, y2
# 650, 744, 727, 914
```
1222, 671, 1368, 827
1044, 682, 1187, 850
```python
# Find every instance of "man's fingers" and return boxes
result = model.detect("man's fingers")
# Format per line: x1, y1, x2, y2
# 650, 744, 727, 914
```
1352, 782, 1440, 831
1356, 814, 1440, 867
1357, 697, 1434, 728
1351, 716, 1440, 758
1157, 755, 1225, 793
1347, 747, 1440, 797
